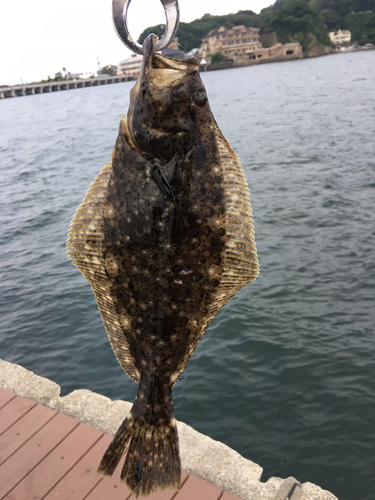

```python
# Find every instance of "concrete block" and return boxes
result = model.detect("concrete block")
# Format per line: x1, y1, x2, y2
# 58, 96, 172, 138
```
301, 482, 338, 500
273, 476, 302, 500
0, 359, 338, 500
51, 388, 132, 435
0, 359, 60, 406
178, 419, 264, 499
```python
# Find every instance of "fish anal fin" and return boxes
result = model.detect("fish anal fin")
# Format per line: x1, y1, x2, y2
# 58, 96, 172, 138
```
66, 162, 139, 383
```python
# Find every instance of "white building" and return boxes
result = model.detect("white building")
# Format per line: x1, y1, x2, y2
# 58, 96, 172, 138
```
118, 53, 143, 75
329, 30, 351, 44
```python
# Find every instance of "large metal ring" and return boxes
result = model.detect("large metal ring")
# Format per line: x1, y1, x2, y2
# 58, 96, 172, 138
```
112, 0, 180, 55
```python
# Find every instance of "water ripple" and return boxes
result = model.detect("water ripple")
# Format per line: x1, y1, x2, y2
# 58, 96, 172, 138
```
1, 52, 375, 500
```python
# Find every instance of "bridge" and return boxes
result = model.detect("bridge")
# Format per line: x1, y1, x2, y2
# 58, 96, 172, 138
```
0, 75, 137, 99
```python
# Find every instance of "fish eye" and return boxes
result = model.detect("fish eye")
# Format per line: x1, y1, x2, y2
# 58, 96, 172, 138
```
193, 91, 208, 107
171, 85, 186, 100
140, 81, 147, 95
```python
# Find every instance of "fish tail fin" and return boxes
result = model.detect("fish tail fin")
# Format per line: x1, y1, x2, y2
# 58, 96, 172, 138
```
97, 375, 181, 497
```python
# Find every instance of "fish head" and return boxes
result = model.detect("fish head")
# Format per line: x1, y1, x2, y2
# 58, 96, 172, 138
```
127, 34, 208, 164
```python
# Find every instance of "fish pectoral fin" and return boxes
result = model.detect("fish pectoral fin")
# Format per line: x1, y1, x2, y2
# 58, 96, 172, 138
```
98, 375, 180, 497
151, 161, 176, 203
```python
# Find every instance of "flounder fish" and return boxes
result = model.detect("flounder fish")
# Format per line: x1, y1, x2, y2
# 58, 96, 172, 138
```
67, 34, 259, 497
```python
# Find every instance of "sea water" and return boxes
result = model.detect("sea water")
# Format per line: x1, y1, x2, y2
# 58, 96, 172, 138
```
1, 50, 374, 499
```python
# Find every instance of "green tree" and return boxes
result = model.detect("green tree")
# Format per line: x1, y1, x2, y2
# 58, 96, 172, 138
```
211, 52, 226, 63
100, 65, 116, 76
52, 68, 71, 82
261, 0, 331, 50
320, 8, 342, 30
346, 10, 375, 43
260, 9, 278, 33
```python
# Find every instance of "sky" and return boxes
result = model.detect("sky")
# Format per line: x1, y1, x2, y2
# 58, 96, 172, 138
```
0, 0, 273, 86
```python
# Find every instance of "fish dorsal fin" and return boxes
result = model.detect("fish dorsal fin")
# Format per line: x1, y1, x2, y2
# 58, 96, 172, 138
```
66, 163, 140, 383
215, 123, 259, 289
198, 123, 259, 328
198, 124, 259, 332
172, 123, 259, 384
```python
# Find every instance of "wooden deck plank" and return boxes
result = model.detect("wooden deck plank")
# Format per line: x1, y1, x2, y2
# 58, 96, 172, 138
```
84, 473, 132, 500
0, 403, 56, 466
173, 474, 223, 500
43, 434, 113, 500
221, 490, 243, 500
0, 395, 36, 435
126, 469, 190, 500
0, 411, 79, 498
3, 423, 104, 500
0, 392, 236, 500
86, 461, 189, 500
0, 388, 16, 409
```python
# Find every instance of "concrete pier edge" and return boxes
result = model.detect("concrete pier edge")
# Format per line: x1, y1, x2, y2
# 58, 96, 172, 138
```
0, 359, 337, 500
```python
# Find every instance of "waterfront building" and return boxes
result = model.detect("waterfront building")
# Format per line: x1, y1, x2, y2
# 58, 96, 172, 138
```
242, 42, 302, 62
160, 36, 187, 59
329, 30, 351, 44
118, 38, 185, 74
118, 53, 143, 75
201, 25, 261, 58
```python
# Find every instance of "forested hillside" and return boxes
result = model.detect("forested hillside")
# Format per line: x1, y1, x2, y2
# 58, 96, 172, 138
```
138, 10, 261, 52
310, 0, 375, 44
138, 0, 375, 51
260, 0, 332, 51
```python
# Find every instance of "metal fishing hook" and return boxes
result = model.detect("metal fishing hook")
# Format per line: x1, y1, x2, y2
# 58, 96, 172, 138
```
112, 0, 180, 55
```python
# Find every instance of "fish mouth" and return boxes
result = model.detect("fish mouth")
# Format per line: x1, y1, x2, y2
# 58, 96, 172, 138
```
127, 35, 199, 159
139, 120, 189, 137
147, 53, 199, 86
142, 34, 199, 81
134, 50, 199, 90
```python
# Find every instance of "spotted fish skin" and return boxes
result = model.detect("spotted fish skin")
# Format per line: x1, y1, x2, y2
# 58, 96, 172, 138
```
67, 34, 259, 497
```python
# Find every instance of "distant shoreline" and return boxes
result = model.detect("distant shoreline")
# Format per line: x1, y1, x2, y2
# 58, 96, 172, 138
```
204, 44, 374, 72
1, 45, 373, 96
